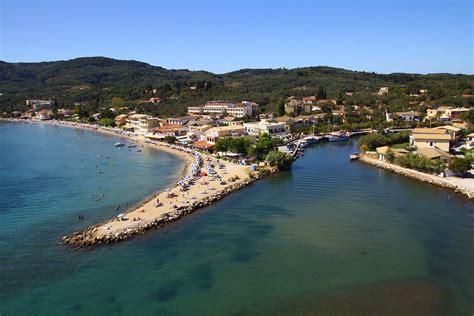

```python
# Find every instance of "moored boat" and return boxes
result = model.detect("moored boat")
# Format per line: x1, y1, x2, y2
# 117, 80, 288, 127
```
327, 132, 349, 142
303, 136, 321, 144
115, 142, 125, 147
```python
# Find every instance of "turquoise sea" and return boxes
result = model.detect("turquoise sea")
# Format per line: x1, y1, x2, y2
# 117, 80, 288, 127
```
0, 122, 473, 315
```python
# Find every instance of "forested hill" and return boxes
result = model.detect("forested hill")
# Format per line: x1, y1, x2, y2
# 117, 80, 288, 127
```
1, 57, 472, 116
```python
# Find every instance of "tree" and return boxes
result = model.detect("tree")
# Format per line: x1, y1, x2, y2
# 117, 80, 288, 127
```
317, 86, 327, 99
265, 150, 293, 170
277, 98, 285, 117
99, 118, 115, 127
163, 136, 177, 143
449, 157, 471, 176
461, 109, 474, 124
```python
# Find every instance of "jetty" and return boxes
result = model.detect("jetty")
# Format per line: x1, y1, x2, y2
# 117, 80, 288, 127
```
63, 153, 271, 247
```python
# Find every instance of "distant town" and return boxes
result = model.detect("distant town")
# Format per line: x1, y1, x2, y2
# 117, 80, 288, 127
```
4, 84, 474, 186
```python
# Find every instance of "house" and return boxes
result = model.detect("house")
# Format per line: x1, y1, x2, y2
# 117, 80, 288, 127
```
386, 111, 420, 122
425, 107, 469, 122
302, 97, 317, 105
274, 116, 295, 126
192, 140, 215, 152
434, 125, 461, 138
220, 116, 243, 126
202, 125, 246, 143
410, 128, 453, 152
151, 124, 188, 138
285, 98, 311, 114
123, 114, 160, 136
243, 120, 288, 136
167, 116, 197, 126
114, 114, 128, 127
417, 147, 452, 164
376, 146, 408, 161
36, 109, 51, 120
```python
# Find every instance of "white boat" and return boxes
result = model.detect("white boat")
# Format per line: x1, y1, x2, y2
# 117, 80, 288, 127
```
327, 133, 349, 142
115, 142, 125, 147
298, 140, 308, 148
303, 136, 321, 144
127, 144, 137, 148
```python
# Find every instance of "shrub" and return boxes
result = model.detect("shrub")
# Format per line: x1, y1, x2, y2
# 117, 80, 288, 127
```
449, 158, 472, 176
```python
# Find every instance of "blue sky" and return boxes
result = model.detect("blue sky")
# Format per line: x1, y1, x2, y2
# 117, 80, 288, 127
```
1, 0, 472, 74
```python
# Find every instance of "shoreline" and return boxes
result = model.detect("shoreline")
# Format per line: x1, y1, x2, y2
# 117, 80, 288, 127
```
359, 155, 474, 199
1, 118, 267, 247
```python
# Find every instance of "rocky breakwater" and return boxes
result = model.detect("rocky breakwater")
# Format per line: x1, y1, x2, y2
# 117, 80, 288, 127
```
62, 172, 269, 247
359, 155, 474, 199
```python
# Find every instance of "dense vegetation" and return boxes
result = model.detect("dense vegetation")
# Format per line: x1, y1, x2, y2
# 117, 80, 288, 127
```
358, 131, 410, 151
1, 57, 473, 117
395, 153, 444, 174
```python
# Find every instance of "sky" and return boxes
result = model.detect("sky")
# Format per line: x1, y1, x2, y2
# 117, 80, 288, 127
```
1, 0, 473, 74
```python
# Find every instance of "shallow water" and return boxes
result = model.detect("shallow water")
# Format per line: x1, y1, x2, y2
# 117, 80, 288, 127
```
0, 122, 473, 315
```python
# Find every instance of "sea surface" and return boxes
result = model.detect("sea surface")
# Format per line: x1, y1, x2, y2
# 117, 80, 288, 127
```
0, 122, 473, 315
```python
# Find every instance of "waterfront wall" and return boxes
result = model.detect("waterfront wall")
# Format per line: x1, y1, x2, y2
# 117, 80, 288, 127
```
359, 155, 474, 199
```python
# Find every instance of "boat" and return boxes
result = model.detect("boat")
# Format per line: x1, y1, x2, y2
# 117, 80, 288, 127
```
298, 140, 308, 148
115, 142, 125, 147
350, 153, 359, 161
327, 132, 349, 142
304, 135, 322, 144
127, 144, 137, 148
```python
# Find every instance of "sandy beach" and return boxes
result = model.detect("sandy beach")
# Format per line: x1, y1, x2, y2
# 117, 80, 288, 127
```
0, 119, 262, 246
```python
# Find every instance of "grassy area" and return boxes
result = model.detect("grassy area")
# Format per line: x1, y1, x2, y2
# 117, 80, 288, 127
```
390, 142, 409, 149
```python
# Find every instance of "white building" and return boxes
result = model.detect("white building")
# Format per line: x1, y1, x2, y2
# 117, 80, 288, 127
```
123, 114, 160, 136
243, 120, 288, 136
187, 101, 254, 117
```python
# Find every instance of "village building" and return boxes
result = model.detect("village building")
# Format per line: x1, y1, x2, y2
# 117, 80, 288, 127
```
243, 120, 288, 137
425, 106, 470, 122
417, 147, 452, 164
219, 116, 243, 126
386, 111, 420, 122
202, 125, 246, 143
150, 124, 188, 138
410, 128, 453, 153
114, 114, 128, 127
36, 109, 52, 120
27, 99, 55, 110
122, 114, 160, 136
187, 101, 254, 117
376, 146, 408, 161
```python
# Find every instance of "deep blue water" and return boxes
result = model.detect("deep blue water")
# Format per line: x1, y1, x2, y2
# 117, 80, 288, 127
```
0, 122, 473, 315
